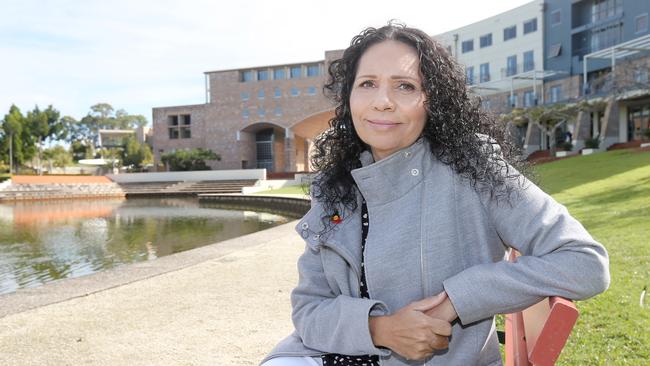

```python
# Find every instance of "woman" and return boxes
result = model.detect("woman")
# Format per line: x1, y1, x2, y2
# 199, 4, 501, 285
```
261, 23, 609, 366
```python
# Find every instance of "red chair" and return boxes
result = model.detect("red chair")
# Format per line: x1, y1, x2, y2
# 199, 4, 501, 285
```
503, 252, 580, 366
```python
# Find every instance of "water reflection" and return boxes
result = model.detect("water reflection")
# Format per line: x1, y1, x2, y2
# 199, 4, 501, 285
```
0, 197, 289, 295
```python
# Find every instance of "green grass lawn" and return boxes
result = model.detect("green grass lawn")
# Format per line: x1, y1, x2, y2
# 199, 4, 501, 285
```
534, 149, 650, 365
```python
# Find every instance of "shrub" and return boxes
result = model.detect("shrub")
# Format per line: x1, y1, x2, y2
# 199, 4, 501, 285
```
585, 136, 600, 149
558, 141, 573, 151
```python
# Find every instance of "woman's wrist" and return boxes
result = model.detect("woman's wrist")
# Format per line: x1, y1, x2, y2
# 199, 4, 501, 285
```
369, 315, 391, 348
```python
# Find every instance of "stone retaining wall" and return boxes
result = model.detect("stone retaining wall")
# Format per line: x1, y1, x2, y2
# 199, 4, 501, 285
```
198, 194, 310, 219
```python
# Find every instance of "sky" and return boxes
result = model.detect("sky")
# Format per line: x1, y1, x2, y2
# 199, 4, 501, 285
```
1, 0, 532, 125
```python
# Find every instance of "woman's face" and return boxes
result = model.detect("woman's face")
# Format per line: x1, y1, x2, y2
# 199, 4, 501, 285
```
350, 40, 427, 161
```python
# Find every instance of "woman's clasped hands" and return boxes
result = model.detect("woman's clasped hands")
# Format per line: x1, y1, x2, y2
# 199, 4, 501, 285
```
369, 292, 459, 361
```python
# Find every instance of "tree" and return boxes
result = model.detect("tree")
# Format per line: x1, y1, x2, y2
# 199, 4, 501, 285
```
64, 103, 148, 155
502, 103, 582, 154
24, 105, 65, 175
121, 136, 153, 171
161, 148, 221, 171
1, 105, 25, 172
42, 145, 73, 173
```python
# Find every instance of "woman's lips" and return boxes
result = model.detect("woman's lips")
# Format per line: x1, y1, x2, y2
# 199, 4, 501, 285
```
367, 119, 401, 130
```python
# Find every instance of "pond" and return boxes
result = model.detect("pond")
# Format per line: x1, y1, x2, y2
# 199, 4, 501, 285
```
0, 197, 291, 295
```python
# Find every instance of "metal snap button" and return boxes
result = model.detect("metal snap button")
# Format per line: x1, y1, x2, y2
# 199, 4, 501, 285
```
411, 168, 419, 176
301, 222, 309, 230
404, 151, 411, 158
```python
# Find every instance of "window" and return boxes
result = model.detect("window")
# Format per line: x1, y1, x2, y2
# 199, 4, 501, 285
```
307, 86, 317, 95
290, 66, 302, 78
504, 26, 516, 41
551, 9, 561, 26
257, 107, 265, 117
257, 70, 268, 81
549, 43, 562, 58
241, 70, 253, 82
479, 33, 492, 48
461, 39, 474, 53
506, 55, 517, 76
274, 106, 282, 116
291, 87, 300, 96
466, 66, 474, 85
592, 0, 623, 23
243, 108, 250, 119
168, 115, 191, 139
523, 50, 534, 72
480, 63, 490, 83
274, 87, 281, 98
523, 91, 535, 107
508, 94, 518, 107
636, 13, 648, 34
273, 68, 286, 80
591, 24, 622, 52
523, 18, 537, 34
307, 65, 320, 77
180, 126, 191, 139
241, 92, 249, 101
258, 89, 265, 99
550, 86, 561, 103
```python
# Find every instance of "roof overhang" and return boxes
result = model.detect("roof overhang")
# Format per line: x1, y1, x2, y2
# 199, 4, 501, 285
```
468, 70, 567, 96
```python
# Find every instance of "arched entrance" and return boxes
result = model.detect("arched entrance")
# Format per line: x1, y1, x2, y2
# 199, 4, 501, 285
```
290, 110, 334, 172
239, 122, 286, 173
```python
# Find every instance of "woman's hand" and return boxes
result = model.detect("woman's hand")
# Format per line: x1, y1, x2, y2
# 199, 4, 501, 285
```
423, 291, 459, 323
369, 293, 452, 361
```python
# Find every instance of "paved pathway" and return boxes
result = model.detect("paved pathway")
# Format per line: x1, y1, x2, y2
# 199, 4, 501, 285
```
0, 221, 304, 366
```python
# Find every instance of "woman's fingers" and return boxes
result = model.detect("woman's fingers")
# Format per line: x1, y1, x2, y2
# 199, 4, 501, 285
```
428, 317, 452, 337
411, 292, 448, 312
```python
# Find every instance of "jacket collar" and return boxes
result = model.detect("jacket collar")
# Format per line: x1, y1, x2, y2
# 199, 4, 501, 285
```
351, 138, 427, 206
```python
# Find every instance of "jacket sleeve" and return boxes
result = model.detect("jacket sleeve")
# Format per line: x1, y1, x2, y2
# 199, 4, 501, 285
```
291, 244, 392, 355
442, 175, 610, 325
290, 196, 392, 356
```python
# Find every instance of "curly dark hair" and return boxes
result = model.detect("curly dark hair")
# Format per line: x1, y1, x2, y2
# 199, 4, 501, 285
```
311, 23, 527, 224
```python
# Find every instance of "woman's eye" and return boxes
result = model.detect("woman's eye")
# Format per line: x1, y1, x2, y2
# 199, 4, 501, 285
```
398, 82, 416, 91
359, 80, 375, 88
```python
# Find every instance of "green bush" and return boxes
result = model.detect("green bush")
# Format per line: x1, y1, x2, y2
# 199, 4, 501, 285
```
558, 141, 573, 151
643, 128, 650, 140
585, 136, 600, 149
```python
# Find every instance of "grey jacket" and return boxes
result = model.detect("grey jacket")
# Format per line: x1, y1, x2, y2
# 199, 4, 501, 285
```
262, 139, 609, 365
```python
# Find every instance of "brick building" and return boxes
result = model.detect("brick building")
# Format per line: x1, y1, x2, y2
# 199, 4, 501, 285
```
153, 50, 343, 172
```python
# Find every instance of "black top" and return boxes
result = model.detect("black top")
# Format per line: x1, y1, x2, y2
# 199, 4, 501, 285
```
322, 199, 380, 366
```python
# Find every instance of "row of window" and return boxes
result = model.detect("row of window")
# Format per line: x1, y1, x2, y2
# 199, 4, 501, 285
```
461, 18, 537, 53
465, 50, 534, 84
242, 106, 284, 119
240, 64, 320, 82
241, 86, 318, 100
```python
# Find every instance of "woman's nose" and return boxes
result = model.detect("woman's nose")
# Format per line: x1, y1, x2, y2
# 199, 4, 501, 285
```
371, 86, 395, 111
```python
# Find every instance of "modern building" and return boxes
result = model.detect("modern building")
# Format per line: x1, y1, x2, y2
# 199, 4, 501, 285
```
541, 0, 650, 151
153, 0, 650, 171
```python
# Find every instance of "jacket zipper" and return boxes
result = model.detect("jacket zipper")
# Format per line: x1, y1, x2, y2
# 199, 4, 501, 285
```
419, 182, 428, 366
